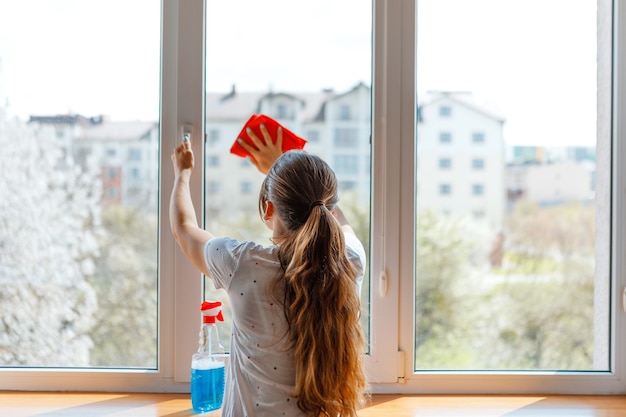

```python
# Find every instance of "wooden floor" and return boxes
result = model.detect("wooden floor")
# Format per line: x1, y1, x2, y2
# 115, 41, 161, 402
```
0, 392, 625, 416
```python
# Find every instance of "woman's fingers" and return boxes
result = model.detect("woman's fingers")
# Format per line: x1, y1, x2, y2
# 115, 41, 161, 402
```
259, 124, 273, 144
246, 126, 265, 149
237, 137, 255, 153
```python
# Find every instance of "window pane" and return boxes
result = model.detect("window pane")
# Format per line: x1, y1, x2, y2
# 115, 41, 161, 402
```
415, 0, 607, 371
204, 0, 372, 351
0, 0, 160, 368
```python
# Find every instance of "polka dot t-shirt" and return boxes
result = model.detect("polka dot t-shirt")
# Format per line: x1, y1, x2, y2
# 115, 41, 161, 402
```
204, 232, 366, 417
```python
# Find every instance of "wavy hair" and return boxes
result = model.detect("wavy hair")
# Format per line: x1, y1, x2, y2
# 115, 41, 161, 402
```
259, 151, 367, 417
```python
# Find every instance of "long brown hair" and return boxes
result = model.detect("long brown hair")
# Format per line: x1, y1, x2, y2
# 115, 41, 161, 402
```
259, 151, 367, 417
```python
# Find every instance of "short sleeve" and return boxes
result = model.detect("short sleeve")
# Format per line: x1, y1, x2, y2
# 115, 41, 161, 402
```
204, 237, 276, 292
203, 237, 241, 291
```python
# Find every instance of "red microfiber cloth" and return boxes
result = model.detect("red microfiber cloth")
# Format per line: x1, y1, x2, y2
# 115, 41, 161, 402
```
230, 114, 307, 158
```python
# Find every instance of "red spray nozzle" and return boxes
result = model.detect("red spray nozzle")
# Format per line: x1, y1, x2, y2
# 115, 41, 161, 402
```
201, 300, 224, 324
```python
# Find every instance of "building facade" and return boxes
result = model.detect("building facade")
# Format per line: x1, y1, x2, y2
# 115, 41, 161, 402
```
416, 92, 507, 233
27, 86, 515, 235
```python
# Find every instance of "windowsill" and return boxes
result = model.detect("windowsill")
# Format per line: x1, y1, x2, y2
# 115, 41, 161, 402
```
1, 392, 625, 416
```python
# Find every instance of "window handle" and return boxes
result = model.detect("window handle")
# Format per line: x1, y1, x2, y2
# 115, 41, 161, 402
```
181, 123, 193, 144
623, 287, 626, 313
379, 270, 388, 297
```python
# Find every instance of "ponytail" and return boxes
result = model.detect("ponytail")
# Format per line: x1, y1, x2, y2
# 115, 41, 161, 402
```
262, 151, 367, 417
278, 205, 366, 417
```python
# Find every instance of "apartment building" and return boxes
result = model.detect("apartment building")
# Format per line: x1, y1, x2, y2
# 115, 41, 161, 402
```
506, 145, 596, 206
416, 92, 507, 233
75, 121, 159, 210
27, 86, 512, 232
203, 82, 372, 222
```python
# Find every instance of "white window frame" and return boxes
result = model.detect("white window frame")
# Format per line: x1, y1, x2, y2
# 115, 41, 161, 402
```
0, 0, 205, 392
1, 0, 624, 396
369, 0, 626, 395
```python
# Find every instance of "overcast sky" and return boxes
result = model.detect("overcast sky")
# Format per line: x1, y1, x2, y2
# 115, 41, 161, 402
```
0, 0, 598, 146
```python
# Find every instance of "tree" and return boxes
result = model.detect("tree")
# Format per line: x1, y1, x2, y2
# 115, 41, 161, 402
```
87, 205, 158, 368
478, 200, 595, 370
0, 110, 101, 366
414, 211, 485, 369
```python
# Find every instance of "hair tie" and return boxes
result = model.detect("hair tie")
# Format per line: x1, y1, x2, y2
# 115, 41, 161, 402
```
309, 200, 325, 211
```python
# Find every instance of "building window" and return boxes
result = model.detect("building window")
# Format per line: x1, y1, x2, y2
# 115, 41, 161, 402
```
107, 167, 119, 180
472, 132, 485, 143
106, 148, 117, 158
338, 181, 358, 191
439, 184, 452, 195
439, 158, 452, 169
207, 181, 220, 194
472, 158, 485, 169
240, 181, 254, 194
207, 155, 220, 167
472, 184, 485, 195
339, 104, 351, 120
208, 129, 220, 145
105, 187, 119, 198
306, 130, 320, 143
333, 155, 359, 175
439, 105, 452, 117
334, 128, 359, 147
276, 104, 288, 119
129, 167, 141, 180
473, 210, 485, 219
439, 132, 452, 144
128, 148, 142, 161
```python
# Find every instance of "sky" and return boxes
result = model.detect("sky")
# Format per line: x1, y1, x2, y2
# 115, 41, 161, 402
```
0, 0, 599, 146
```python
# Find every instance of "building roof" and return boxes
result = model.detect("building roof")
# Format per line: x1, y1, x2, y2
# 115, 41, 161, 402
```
206, 85, 355, 123
28, 114, 103, 126
418, 91, 506, 123
77, 121, 157, 142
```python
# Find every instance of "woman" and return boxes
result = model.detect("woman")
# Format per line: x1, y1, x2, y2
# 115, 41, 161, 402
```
170, 125, 368, 417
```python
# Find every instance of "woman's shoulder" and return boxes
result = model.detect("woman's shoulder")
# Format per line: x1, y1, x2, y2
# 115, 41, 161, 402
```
205, 236, 276, 262
204, 237, 279, 291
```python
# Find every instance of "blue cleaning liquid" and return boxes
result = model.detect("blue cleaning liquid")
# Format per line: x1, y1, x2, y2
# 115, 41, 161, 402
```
191, 364, 225, 413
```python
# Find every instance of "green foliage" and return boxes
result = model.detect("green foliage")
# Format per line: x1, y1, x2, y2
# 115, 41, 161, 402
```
413, 202, 597, 370
87, 205, 158, 368
476, 201, 596, 370
480, 277, 594, 370
414, 211, 483, 369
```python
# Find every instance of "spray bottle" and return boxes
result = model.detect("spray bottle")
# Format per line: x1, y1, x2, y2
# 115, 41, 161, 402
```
191, 300, 226, 413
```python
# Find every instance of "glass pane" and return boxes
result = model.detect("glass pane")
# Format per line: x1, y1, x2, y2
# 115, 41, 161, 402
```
415, 0, 608, 371
204, 0, 372, 351
0, 0, 160, 368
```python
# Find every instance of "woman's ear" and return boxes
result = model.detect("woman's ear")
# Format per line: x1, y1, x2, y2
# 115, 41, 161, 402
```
263, 201, 275, 229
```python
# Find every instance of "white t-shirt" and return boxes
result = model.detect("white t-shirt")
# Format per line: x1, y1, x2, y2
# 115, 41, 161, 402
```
204, 232, 366, 417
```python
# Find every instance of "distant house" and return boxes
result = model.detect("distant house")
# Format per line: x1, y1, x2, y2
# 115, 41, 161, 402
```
28, 87, 528, 234
505, 145, 596, 207
416, 92, 507, 233
204, 82, 372, 219
74, 121, 159, 210
29, 114, 159, 211
514, 160, 594, 206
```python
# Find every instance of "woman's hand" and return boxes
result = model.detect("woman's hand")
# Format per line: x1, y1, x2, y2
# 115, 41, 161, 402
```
237, 124, 284, 175
171, 139, 194, 179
